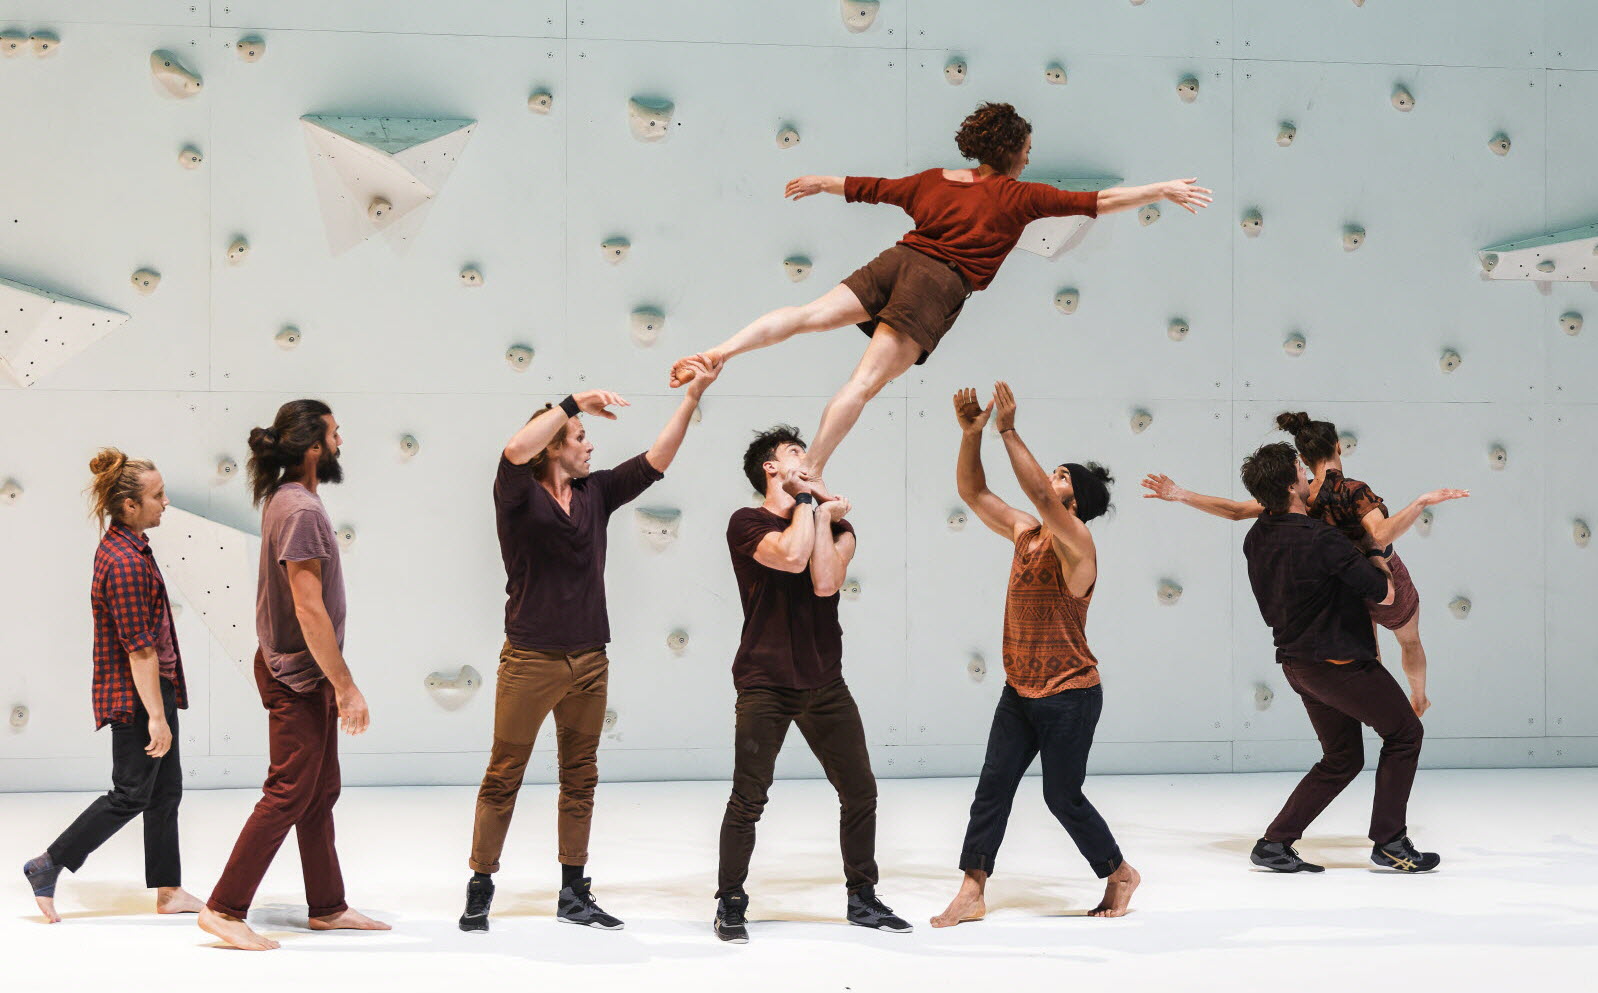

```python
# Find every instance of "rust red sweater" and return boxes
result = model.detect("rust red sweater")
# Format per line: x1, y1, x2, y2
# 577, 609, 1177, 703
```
844, 169, 1099, 291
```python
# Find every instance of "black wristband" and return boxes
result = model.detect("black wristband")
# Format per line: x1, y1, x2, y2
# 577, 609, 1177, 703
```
795, 493, 814, 505
558, 394, 580, 418
1366, 545, 1392, 559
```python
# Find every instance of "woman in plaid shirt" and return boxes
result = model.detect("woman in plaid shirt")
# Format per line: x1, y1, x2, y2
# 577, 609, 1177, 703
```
22, 449, 204, 922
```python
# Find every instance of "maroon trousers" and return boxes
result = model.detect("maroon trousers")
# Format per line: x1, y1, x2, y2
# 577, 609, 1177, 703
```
207, 651, 347, 919
1265, 658, 1424, 846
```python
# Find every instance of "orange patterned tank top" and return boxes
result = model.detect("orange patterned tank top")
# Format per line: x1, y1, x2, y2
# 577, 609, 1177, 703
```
1002, 525, 1100, 697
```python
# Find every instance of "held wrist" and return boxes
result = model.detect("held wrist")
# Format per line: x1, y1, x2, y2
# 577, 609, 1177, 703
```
558, 394, 581, 418
794, 492, 814, 505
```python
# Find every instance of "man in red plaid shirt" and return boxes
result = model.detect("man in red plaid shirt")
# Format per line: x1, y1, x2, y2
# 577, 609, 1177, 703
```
23, 449, 204, 922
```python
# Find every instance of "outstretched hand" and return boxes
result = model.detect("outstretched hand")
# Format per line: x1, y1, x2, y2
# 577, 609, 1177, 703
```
952, 388, 993, 434
1140, 473, 1189, 502
682, 355, 724, 398
990, 382, 1018, 433
784, 175, 831, 200
1419, 488, 1470, 507
1162, 178, 1214, 214
574, 390, 629, 420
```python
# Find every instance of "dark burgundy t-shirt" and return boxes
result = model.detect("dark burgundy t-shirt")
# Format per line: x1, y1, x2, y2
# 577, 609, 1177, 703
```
495, 451, 662, 652
727, 506, 855, 691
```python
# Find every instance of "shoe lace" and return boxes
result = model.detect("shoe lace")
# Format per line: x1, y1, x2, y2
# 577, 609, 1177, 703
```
465, 884, 492, 915
721, 899, 747, 925
860, 893, 896, 917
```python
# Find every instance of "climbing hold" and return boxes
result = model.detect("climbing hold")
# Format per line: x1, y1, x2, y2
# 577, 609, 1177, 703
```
236, 36, 265, 62
1276, 123, 1296, 147
947, 508, 968, 532
1448, 596, 1471, 620
1053, 289, 1080, 315
131, 269, 161, 295
1283, 332, 1306, 357
1339, 433, 1358, 455
635, 507, 681, 551
841, 577, 861, 600
424, 665, 481, 710
178, 147, 204, 169
1139, 204, 1160, 226
601, 238, 630, 264
1488, 133, 1510, 156
1538, 259, 1557, 274
1488, 445, 1507, 470
603, 709, 619, 732
1560, 312, 1583, 336
1439, 350, 1462, 373
776, 126, 801, 149
1391, 85, 1415, 112
666, 629, 689, 655
150, 50, 203, 98
30, 32, 58, 57
398, 434, 420, 460
1168, 319, 1190, 342
630, 308, 665, 347
367, 197, 393, 224
841, 0, 881, 33
1241, 209, 1263, 237
0, 31, 25, 57
527, 91, 554, 114
226, 238, 250, 266
1254, 683, 1274, 711
1177, 76, 1199, 103
1157, 580, 1183, 605
1574, 520, 1591, 548
216, 456, 238, 480
1416, 509, 1434, 536
1343, 225, 1366, 252
336, 525, 356, 550
275, 325, 302, 349
1045, 63, 1067, 85
967, 653, 986, 683
945, 59, 966, 85
460, 267, 484, 287
627, 97, 674, 142
505, 344, 534, 371
1130, 410, 1153, 435
783, 257, 812, 282
0, 480, 22, 505
1480, 253, 1498, 272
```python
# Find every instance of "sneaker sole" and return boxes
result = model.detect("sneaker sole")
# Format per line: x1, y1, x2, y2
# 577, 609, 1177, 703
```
1370, 857, 1439, 873
559, 916, 625, 930
850, 920, 914, 932
715, 930, 749, 943
1250, 857, 1324, 873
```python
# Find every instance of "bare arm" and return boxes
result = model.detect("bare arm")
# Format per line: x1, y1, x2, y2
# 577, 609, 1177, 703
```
1141, 474, 1263, 522
286, 559, 369, 735
953, 388, 1037, 540
504, 390, 628, 464
809, 500, 856, 597
752, 504, 817, 574
645, 357, 721, 473
785, 175, 846, 200
1097, 178, 1213, 215
1363, 489, 1470, 547
127, 647, 171, 757
991, 383, 1096, 596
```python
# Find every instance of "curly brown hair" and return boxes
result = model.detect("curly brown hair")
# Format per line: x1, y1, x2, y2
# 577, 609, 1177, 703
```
954, 102, 1032, 174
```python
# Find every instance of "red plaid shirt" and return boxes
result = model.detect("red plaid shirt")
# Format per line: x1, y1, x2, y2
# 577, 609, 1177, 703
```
90, 522, 187, 729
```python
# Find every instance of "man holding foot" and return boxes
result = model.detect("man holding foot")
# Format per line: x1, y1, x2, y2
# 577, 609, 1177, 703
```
1237, 442, 1438, 875
931, 385, 1138, 929
712, 425, 911, 943
198, 401, 389, 950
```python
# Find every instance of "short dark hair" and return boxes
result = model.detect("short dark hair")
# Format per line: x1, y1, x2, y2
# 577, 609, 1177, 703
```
743, 424, 805, 494
954, 102, 1032, 174
247, 399, 333, 507
1240, 442, 1300, 514
1276, 410, 1339, 466
1063, 461, 1114, 523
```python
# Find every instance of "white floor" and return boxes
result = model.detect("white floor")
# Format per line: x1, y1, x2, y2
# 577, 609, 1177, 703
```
5, 769, 1595, 992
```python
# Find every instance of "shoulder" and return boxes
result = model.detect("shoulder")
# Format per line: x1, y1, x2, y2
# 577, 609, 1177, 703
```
728, 506, 771, 529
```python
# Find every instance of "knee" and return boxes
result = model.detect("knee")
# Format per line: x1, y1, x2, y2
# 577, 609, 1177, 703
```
726, 788, 769, 824
1388, 714, 1424, 749
1042, 782, 1087, 812
1317, 750, 1365, 782
1396, 632, 1423, 653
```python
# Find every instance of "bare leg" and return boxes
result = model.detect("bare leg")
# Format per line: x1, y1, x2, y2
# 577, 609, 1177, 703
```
308, 907, 392, 932
669, 283, 869, 387
1394, 615, 1429, 715
803, 324, 920, 484
155, 886, 204, 914
1088, 861, 1140, 918
198, 907, 281, 951
930, 869, 987, 928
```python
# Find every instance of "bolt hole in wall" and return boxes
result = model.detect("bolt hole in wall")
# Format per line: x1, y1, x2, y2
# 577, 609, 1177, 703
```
0, 0, 1593, 787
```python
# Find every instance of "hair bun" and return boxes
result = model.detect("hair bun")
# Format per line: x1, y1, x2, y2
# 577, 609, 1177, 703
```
1275, 411, 1311, 435
88, 447, 127, 476
247, 426, 278, 454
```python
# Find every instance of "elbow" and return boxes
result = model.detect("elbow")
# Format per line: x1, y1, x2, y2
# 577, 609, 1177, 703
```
813, 582, 840, 598
779, 554, 809, 574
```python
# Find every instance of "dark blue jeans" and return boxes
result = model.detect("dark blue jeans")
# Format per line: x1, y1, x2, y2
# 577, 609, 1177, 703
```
959, 682, 1122, 879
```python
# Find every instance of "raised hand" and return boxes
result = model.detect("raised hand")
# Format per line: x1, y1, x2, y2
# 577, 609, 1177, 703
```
669, 351, 722, 389
1161, 177, 1214, 214
818, 494, 852, 522
784, 175, 830, 200
1141, 473, 1189, 502
574, 390, 629, 420
953, 387, 993, 434
990, 381, 1018, 433
683, 355, 724, 399
1418, 488, 1470, 507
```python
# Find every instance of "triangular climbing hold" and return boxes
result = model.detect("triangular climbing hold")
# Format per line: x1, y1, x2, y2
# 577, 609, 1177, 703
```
1013, 176, 1120, 260
0, 275, 130, 387
149, 507, 262, 677
1479, 223, 1598, 283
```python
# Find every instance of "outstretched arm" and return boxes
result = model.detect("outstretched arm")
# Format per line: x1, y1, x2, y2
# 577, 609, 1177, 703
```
1097, 178, 1213, 215
505, 390, 627, 464
785, 175, 846, 200
1141, 473, 1263, 521
1363, 489, 1470, 547
645, 357, 721, 473
953, 388, 1037, 540
991, 384, 1095, 576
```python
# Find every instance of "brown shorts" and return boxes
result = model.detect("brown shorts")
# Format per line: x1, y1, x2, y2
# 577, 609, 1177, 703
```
1367, 550, 1421, 631
841, 245, 972, 364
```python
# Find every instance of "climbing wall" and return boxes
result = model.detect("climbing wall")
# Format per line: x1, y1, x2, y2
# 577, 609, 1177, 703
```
1, 0, 1595, 790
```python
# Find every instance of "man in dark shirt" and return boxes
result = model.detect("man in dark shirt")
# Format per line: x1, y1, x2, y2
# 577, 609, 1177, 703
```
1239, 443, 1439, 875
460, 359, 719, 934
712, 425, 911, 943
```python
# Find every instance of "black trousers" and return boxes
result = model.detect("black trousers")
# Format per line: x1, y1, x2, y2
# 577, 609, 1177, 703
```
48, 679, 183, 888
959, 683, 1123, 879
717, 679, 879, 897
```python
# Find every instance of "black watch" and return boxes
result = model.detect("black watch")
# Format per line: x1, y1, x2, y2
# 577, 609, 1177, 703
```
794, 492, 814, 505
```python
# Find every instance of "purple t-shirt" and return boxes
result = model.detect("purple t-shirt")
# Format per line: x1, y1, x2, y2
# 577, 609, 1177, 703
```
256, 483, 345, 691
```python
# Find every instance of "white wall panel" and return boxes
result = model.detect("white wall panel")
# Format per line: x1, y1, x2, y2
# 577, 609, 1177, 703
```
1544, 406, 1598, 736
570, 0, 907, 48
209, 1, 564, 37
909, 0, 1233, 60
1235, 0, 1542, 69
0, 2, 204, 26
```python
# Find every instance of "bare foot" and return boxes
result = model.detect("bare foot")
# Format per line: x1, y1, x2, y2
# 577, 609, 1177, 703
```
801, 469, 838, 504
34, 894, 61, 924
930, 872, 986, 928
308, 907, 391, 932
669, 350, 723, 388
1089, 862, 1140, 918
198, 907, 281, 950
156, 887, 205, 914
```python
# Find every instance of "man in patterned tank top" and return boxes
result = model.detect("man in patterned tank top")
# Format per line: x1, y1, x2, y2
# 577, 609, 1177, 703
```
931, 383, 1139, 929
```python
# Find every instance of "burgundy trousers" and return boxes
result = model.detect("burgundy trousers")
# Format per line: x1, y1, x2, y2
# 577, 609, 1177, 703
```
207, 651, 347, 919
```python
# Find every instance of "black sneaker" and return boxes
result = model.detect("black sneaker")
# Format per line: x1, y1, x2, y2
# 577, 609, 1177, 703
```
1372, 836, 1441, 873
1250, 839, 1325, 873
458, 874, 494, 932
558, 878, 624, 930
847, 886, 913, 932
714, 891, 749, 943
